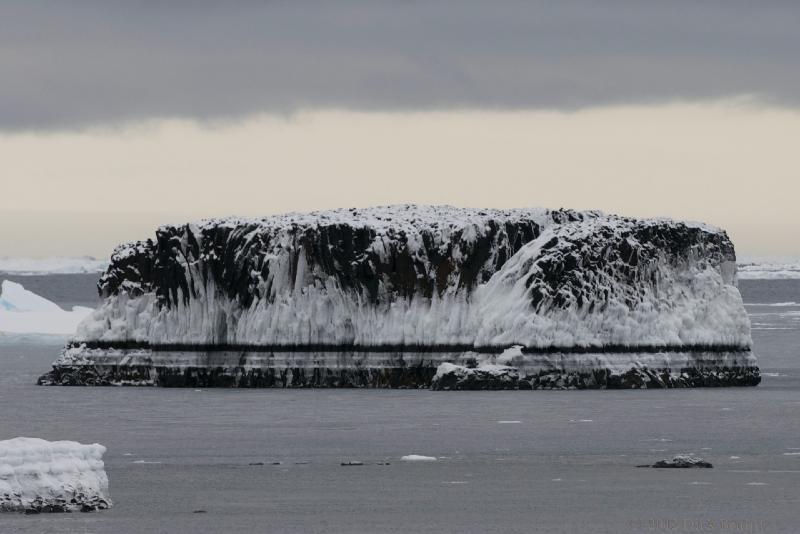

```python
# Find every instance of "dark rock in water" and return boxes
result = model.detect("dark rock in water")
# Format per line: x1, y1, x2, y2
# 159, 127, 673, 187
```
341, 461, 364, 466
248, 462, 264, 466
651, 455, 713, 468
430, 361, 761, 391
38, 205, 759, 389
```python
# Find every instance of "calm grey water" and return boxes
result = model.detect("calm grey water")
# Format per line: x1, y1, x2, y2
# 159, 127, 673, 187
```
1, 275, 799, 533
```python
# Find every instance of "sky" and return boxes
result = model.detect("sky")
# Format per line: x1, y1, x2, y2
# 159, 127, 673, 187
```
1, 1, 798, 258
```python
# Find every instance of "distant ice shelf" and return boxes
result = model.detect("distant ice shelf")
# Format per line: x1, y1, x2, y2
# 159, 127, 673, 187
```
736, 257, 800, 280
0, 256, 108, 275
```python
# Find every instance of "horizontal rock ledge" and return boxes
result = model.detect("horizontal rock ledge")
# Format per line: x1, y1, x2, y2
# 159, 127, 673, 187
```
38, 348, 760, 389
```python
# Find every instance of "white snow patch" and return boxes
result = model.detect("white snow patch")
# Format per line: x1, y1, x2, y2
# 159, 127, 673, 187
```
401, 455, 438, 462
0, 257, 107, 275
0, 281, 92, 335
0, 437, 111, 513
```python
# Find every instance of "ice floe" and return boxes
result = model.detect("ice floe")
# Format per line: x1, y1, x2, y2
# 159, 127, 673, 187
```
401, 455, 437, 462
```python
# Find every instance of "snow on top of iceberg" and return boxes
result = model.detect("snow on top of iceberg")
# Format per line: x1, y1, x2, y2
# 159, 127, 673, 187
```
160, 205, 729, 240
0, 437, 111, 513
0, 280, 92, 335
0, 256, 108, 275
0, 436, 106, 458
182, 205, 558, 232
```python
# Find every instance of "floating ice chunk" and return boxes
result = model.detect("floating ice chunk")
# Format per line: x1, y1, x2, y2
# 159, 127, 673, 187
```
497, 420, 522, 424
401, 455, 437, 462
0, 280, 92, 335
0, 437, 111, 513
0, 280, 62, 312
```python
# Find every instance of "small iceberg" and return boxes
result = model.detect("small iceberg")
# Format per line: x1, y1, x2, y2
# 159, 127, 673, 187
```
0, 280, 92, 335
0, 437, 112, 513
401, 455, 437, 462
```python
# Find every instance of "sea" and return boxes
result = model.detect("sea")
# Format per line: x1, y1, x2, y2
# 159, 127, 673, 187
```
0, 273, 798, 534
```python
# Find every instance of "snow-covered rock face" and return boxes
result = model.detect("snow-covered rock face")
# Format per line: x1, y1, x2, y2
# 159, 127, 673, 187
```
42, 205, 758, 389
72, 205, 747, 349
0, 437, 111, 513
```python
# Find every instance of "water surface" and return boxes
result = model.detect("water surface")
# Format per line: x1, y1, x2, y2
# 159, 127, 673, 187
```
0, 276, 798, 533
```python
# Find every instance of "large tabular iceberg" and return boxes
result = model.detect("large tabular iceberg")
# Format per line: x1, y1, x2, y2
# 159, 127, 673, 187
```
39, 205, 759, 388
0, 438, 111, 513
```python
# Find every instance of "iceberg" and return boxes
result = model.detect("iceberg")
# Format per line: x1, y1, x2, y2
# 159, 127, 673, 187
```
0, 280, 93, 335
0, 437, 111, 513
38, 205, 759, 388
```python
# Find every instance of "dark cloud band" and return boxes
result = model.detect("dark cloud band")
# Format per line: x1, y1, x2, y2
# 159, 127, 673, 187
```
2, 1, 798, 130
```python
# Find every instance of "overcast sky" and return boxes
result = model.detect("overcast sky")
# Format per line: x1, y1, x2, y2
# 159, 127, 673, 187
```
1, 1, 798, 257
3, 1, 800, 129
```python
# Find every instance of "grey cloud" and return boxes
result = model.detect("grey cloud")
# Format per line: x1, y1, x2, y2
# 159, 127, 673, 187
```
2, 1, 799, 130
